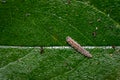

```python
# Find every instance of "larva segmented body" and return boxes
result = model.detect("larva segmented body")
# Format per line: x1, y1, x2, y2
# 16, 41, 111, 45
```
66, 36, 92, 58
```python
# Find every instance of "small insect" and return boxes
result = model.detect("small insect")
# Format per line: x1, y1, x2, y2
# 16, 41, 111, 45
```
40, 47, 44, 54
112, 45, 116, 50
66, 36, 92, 58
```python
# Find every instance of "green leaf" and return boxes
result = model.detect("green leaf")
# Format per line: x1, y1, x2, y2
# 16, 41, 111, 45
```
0, 0, 120, 80
0, 48, 120, 80
78, 0, 120, 24
0, 48, 32, 68
0, 0, 120, 46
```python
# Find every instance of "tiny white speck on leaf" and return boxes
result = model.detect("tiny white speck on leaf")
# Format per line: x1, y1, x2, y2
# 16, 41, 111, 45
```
96, 27, 98, 30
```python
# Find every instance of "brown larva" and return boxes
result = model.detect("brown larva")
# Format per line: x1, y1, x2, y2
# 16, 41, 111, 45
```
66, 36, 92, 58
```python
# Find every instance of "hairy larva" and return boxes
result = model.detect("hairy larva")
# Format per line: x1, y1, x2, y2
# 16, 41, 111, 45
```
66, 36, 92, 58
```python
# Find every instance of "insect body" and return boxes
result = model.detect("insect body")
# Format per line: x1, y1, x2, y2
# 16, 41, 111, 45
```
40, 47, 44, 54
66, 36, 92, 58
112, 45, 116, 50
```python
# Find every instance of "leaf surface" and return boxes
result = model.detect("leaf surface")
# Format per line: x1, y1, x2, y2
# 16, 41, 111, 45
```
0, 0, 120, 46
0, 48, 120, 80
